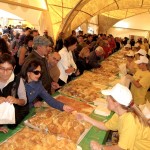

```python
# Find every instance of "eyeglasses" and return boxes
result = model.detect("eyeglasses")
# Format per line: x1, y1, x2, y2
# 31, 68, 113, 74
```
32, 70, 42, 75
0, 67, 13, 72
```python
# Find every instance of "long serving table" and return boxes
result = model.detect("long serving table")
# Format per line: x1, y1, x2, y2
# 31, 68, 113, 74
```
0, 49, 126, 149
0, 94, 112, 150
53, 49, 126, 149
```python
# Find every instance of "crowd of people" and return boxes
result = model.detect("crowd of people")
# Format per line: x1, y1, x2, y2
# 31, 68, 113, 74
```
0, 25, 150, 149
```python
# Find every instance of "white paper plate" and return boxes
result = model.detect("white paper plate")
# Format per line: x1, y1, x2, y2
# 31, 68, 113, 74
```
77, 145, 82, 150
94, 105, 110, 116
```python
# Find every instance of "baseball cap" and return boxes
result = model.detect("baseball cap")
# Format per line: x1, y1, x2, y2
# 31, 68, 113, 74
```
135, 56, 149, 64
124, 43, 131, 48
33, 36, 50, 47
101, 83, 132, 106
126, 50, 134, 57
135, 49, 147, 56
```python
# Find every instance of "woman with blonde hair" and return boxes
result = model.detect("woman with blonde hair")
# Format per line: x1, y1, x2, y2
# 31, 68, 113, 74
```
76, 83, 150, 150
78, 46, 90, 58
76, 45, 90, 74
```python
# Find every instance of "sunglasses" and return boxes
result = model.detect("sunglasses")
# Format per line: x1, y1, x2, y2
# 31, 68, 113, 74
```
32, 70, 42, 75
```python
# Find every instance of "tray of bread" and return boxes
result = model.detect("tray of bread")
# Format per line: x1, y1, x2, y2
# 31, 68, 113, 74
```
59, 71, 113, 102
55, 95, 95, 115
0, 127, 79, 150
59, 59, 120, 103
59, 82, 101, 103
106, 50, 126, 64
26, 107, 91, 143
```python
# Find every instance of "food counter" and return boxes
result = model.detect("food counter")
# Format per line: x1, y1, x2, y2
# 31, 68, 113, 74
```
0, 49, 126, 150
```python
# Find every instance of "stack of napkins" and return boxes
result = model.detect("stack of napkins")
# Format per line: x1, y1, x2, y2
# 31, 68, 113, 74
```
94, 97, 107, 106
94, 105, 110, 116
142, 106, 150, 119
139, 102, 150, 119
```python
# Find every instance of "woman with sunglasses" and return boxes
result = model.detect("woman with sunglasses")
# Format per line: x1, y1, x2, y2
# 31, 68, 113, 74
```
76, 83, 150, 150
20, 59, 73, 112
0, 54, 28, 133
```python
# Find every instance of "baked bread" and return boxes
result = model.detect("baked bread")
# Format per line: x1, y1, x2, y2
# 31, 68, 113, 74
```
28, 107, 91, 143
55, 95, 94, 114
0, 127, 77, 150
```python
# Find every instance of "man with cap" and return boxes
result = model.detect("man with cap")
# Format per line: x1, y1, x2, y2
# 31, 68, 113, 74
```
137, 40, 146, 50
134, 48, 147, 60
124, 43, 131, 50
123, 43, 132, 56
126, 56, 150, 105
88, 46, 104, 69
135, 48, 147, 56
125, 50, 138, 75
23, 36, 58, 94
76, 83, 150, 150
132, 42, 140, 52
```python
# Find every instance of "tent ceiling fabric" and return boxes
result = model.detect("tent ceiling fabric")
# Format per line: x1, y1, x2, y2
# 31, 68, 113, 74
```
47, 0, 81, 38
1, 0, 150, 38
102, 8, 148, 19
66, 0, 150, 31
7, 0, 47, 10
47, 0, 150, 38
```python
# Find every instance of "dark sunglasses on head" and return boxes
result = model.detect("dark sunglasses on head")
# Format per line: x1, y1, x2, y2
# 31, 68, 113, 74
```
32, 70, 42, 75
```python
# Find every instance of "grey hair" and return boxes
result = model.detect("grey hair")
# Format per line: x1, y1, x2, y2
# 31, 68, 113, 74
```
95, 46, 104, 53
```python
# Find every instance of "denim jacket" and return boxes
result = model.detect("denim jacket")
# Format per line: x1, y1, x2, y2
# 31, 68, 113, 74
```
25, 80, 64, 110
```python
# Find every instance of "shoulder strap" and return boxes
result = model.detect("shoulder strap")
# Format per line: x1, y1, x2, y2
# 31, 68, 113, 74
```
11, 75, 21, 97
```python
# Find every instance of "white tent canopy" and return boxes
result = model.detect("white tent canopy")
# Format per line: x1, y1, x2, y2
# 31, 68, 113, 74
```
0, 0, 150, 39
114, 12, 150, 31
0, 9, 22, 19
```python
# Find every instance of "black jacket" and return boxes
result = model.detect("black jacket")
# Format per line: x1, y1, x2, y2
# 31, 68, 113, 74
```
0, 76, 29, 128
